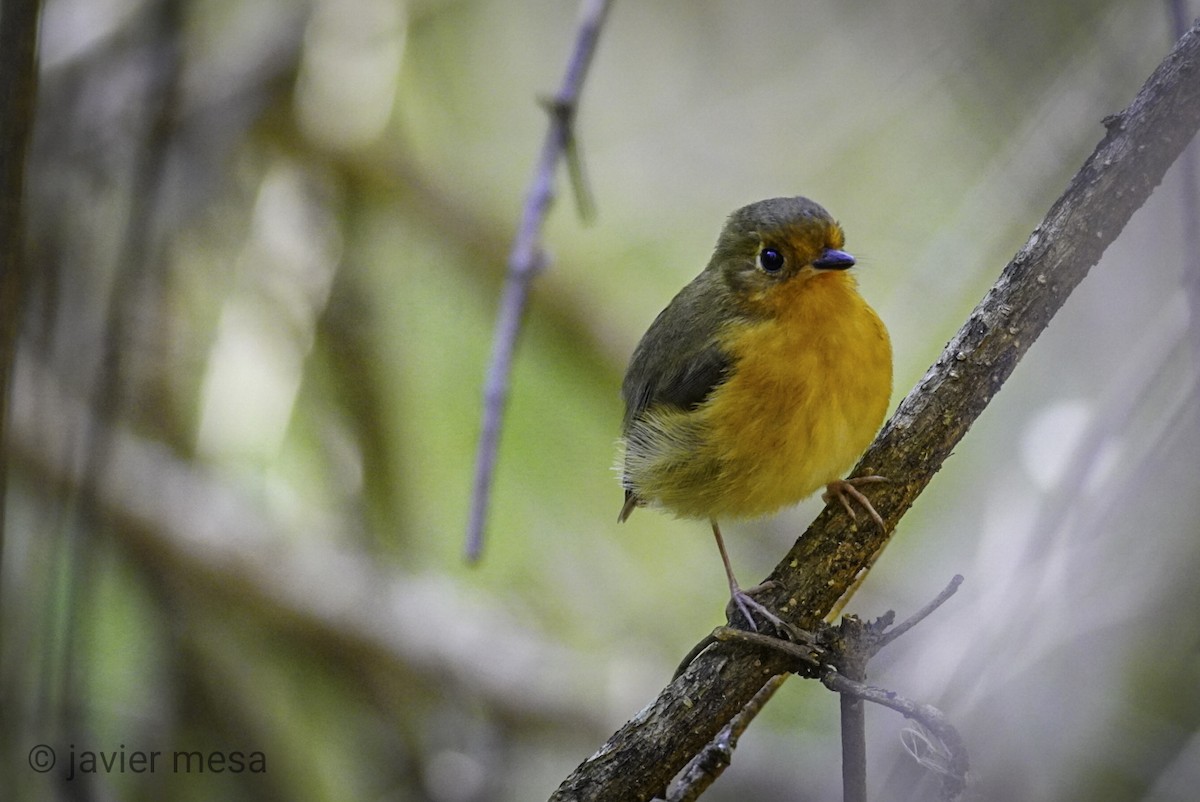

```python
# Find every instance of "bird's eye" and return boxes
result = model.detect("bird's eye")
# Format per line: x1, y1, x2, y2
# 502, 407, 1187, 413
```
758, 248, 785, 273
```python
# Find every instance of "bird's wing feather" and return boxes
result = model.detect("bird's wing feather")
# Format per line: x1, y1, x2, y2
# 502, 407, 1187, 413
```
622, 340, 731, 429
658, 344, 730, 411
621, 274, 737, 430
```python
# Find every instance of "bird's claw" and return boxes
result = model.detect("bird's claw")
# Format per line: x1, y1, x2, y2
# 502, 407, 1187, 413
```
726, 582, 787, 634
823, 476, 888, 531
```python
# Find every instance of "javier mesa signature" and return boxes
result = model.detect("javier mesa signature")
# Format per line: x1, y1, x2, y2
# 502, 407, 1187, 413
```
29, 743, 266, 780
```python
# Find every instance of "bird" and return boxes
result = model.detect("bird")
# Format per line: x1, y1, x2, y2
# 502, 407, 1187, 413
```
617, 196, 892, 630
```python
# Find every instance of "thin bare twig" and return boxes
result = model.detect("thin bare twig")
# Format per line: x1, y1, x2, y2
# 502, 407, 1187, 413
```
465, 0, 613, 562
710, 625, 824, 672
874, 574, 964, 652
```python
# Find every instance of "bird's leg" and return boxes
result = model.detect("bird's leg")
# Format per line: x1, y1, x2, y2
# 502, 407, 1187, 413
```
711, 520, 786, 633
823, 475, 888, 531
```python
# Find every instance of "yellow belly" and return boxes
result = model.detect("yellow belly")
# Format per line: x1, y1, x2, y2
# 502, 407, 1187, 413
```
624, 273, 891, 520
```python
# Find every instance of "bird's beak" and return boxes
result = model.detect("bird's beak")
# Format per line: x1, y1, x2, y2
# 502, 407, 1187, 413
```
812, 248, 855, 270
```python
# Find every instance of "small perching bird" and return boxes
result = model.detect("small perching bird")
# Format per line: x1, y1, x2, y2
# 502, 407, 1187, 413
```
617, 196, 893, 629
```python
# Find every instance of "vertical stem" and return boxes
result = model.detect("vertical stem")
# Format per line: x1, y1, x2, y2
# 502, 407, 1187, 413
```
839, 618, 869, 802
840, 691, 868, 802
0, 0, 43, 646
0, 0, 42, 786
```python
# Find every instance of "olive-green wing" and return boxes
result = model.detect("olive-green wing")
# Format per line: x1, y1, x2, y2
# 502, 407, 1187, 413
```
618, 272, 737, 519
620, 274, 735, 431
621, 343, 730, 430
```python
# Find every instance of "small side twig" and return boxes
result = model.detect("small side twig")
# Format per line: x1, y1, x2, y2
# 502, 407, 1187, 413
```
710, 625, 824, 674
664, 673, 789, 802
874, 573, 965, 653
540, 96, 596, 222
465, 0, 613, 562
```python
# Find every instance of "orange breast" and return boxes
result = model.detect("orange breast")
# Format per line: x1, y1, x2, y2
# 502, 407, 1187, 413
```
685, 271, 891, 519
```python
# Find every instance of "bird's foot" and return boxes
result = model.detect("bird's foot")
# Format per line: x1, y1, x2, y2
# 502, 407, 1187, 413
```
823, 475, 889, 531
726, 581, 787, 634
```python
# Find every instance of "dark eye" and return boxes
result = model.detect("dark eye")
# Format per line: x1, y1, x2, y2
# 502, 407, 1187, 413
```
758, 248, 785, 273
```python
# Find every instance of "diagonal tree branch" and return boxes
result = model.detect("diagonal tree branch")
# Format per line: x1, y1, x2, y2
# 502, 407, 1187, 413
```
665, 673, 788, 802
550, 18, 1200, 802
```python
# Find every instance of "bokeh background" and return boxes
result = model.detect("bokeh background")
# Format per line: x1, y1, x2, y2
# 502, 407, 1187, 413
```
2, 0, 1199, 800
